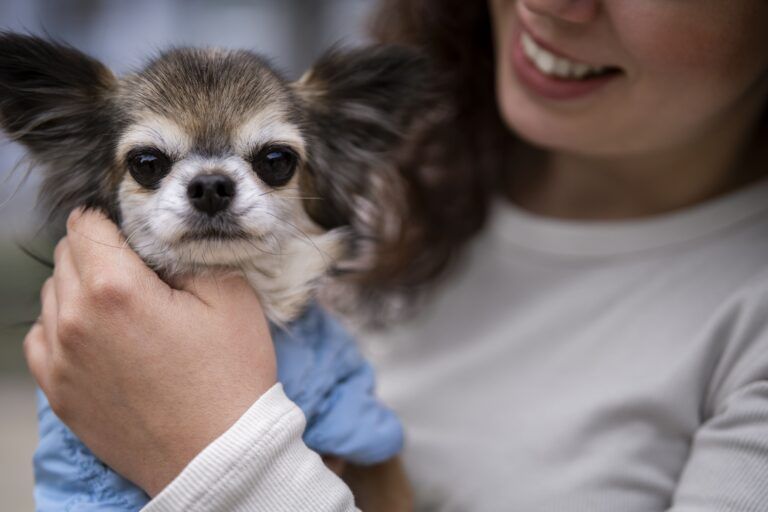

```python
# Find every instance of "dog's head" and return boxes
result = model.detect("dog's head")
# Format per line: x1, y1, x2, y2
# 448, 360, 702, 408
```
0, 33, 432, 279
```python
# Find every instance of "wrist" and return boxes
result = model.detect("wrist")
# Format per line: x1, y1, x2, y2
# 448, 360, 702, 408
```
139, 380, 277, 496
144, 383, 332, 511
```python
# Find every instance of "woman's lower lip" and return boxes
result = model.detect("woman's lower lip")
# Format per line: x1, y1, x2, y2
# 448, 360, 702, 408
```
511, 32, 620, 101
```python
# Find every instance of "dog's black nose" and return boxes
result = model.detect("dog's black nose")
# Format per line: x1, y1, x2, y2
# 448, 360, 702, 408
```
187, 174, 235, 216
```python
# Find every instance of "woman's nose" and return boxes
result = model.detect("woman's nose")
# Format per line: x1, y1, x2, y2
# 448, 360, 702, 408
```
519, 0, 599, 24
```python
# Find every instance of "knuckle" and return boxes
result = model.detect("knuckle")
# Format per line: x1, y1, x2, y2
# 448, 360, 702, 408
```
22, 326, 41, 362
22, 326, 36, 353
57, 308, 85, 345
53, 238, 68, 264
88, 274, 131, 307
40, 277, 53, 303
65, 208, 83, 233
48, 356, 67, 385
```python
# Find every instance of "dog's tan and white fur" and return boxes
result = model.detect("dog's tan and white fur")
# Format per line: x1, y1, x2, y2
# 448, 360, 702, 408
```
0, 36, 434, 324
114, 79, 342, 323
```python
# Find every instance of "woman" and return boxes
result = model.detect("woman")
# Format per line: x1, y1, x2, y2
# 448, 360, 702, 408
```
24, 0, 768, 510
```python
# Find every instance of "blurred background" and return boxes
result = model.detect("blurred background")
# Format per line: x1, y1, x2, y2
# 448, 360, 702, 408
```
0, 0, 374, 507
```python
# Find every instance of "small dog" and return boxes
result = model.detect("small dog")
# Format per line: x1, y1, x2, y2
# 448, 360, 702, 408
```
0, 32, 432, 324
0, 32, 433, 510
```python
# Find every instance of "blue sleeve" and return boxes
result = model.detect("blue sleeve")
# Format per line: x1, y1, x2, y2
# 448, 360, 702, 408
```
33, 304, 402, 510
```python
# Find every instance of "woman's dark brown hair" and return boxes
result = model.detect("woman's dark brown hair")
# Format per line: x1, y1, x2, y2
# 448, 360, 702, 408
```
349, 0, 515, 306
348, 1, 768, 319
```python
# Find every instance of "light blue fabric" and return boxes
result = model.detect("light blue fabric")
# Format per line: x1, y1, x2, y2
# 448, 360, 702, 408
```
33, 303, 403, 511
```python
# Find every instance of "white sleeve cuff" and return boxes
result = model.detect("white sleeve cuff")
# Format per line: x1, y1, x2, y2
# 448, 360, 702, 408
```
142, 383, 358, 512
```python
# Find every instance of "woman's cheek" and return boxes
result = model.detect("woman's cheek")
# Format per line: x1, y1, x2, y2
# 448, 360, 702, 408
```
614, 2, 768, 85
603, 1, 768, 154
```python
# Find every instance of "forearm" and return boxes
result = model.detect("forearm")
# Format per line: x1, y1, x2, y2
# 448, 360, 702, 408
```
143, 384, 359, 512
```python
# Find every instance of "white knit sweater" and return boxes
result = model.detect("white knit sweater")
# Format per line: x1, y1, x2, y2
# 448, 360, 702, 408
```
146, 178, 768, 511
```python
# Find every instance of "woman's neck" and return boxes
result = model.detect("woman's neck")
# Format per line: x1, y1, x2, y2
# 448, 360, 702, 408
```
508, 107, 768, 221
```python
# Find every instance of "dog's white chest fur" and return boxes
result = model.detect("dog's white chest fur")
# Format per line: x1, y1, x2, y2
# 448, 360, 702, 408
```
241, 228, 344, 324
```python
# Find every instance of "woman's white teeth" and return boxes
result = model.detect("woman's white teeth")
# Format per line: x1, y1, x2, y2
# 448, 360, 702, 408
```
521, 32, 608, 80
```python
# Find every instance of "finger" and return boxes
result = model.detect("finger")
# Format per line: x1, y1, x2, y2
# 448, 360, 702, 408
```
53, 236, 68, 264
66, 208, 143, 274
66, 208, 126, 262
65, 208, 169, 291
174, 271, 258, 306
23, 322, 51, 392
40, 277, 59, 353
53, 238, 81, 306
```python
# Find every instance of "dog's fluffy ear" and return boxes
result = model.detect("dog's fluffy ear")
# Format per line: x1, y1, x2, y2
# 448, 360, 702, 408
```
295, 45, 437, 231
0, 32, 120, 221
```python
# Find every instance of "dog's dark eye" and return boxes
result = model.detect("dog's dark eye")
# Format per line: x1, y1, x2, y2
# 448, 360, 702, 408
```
251, 146, 298, 187
127, 148, 172, 189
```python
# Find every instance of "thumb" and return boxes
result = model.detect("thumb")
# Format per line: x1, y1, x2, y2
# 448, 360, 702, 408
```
174, 270, 261, 307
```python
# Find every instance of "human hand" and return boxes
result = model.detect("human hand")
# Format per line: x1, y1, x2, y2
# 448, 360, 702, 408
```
24, 208, 277, 497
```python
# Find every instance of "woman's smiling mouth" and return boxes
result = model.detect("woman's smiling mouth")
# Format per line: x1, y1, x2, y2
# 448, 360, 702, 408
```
512, 29, 623, 101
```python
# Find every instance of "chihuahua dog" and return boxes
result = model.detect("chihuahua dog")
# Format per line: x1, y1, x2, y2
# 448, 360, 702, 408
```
0, 33, 432, 324
1, 32, 434, 511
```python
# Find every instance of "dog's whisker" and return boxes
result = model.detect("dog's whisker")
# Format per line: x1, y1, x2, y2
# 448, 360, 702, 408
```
263, 211, 330, 265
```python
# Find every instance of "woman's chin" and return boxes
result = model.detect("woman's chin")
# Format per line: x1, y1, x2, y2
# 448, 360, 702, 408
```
496, 90, 641, 158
